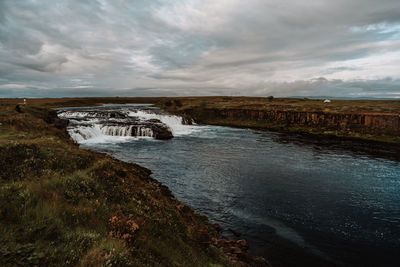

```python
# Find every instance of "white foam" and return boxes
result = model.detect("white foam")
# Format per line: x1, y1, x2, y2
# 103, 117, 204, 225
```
127, 110, 199, 136
67, 123, 158, 144
58, 107, 204, 144
58, 111, 95, 118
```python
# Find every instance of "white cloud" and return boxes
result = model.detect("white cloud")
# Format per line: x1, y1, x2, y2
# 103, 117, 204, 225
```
0, 83, 29, 89
0, 0, 400, 97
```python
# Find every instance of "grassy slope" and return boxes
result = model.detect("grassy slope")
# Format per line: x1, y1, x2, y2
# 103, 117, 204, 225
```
0, 103, 230, 266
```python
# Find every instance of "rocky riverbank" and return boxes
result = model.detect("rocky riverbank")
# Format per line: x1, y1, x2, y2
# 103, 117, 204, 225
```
157, 97, 400, 144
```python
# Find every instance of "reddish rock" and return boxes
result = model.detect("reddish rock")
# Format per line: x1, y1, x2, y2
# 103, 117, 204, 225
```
184, 108, 400, 138
212, 223, 223, 232
236, 239, 249, 249
231, 247, 242, 254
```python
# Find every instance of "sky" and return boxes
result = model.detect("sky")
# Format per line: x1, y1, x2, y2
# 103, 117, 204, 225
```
1, 0, 400, 98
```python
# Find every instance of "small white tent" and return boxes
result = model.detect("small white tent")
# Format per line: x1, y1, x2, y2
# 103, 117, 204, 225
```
324, 99, 331, 103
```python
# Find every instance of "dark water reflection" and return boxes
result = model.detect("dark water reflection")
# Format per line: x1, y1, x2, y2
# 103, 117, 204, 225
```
83, 124, 400, 267
273, 132, 400, 162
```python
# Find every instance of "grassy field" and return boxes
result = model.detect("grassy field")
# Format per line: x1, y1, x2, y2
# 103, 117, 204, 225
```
155, 96, 400, 114
2, 96, 400, 114
0, 101, 231, 266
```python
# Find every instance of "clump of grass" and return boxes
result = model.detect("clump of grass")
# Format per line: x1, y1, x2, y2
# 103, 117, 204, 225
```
60, 171, 100, 203
79, 238, 133, 267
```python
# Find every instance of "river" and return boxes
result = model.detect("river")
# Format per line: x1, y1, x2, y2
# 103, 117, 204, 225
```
58, 104, 400, 266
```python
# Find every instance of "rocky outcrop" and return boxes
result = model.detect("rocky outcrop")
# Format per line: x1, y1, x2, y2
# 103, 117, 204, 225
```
181, 117, 194, 125
147, 119, 174, 140
213, 237, 269, 266
43, 110, 69, 130
58, 109, 174, 141
182, 108, 400, 140
209, 223, 269, 266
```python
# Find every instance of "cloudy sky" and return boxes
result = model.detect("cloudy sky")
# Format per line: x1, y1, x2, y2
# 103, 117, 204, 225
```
1, 0, 400, 98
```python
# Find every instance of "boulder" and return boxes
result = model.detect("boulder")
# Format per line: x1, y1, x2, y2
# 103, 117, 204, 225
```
151, 124, 173, 140
181, 117, 193, 125
231, 247, 242, 254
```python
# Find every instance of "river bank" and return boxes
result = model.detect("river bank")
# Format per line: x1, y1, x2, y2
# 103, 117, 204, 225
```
156, 97, 400, 145
0, 103, 243, 266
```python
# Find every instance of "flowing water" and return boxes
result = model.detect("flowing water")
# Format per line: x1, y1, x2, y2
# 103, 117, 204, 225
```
59, 104, 400, 266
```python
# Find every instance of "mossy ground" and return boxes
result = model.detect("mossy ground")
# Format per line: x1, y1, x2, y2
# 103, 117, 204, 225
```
0, 103, 230, 266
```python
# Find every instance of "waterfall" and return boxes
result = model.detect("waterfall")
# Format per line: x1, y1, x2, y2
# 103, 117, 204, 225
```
101, 125, 133, 136
100, 125, 154, 138
66, 124, 155, 143
58, 105, 197, 144
127, 110, 195, 136
67, 124, 104, 143
137, 126, 154, 137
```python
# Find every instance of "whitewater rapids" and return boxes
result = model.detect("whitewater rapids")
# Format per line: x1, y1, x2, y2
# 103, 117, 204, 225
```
57, 104, 197, 144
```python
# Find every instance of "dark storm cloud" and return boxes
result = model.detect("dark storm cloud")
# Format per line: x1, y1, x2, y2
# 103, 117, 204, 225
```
0, 0, 400, 98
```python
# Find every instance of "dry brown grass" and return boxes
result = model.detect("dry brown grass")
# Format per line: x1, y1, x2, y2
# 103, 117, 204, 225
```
1, 96, 399, 114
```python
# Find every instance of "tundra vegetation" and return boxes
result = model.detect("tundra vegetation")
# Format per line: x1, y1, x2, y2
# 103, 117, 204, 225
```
0, 100, 230, 266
